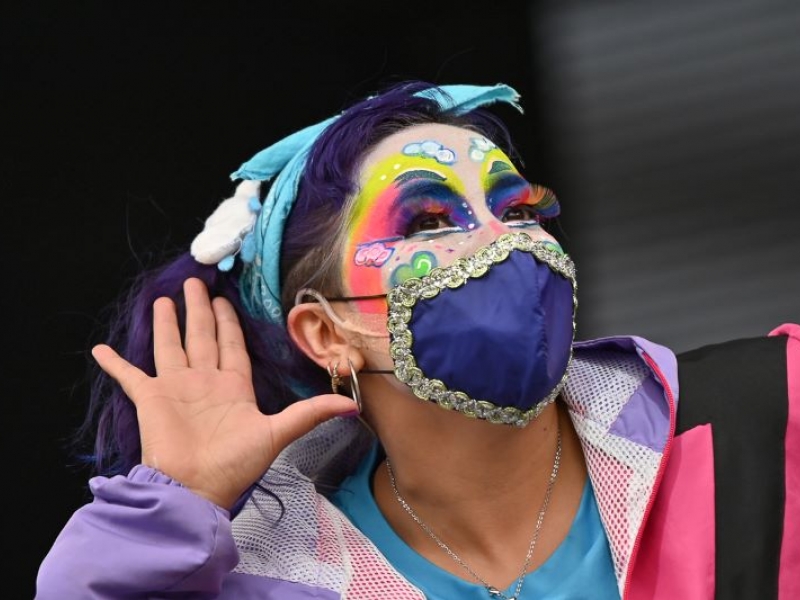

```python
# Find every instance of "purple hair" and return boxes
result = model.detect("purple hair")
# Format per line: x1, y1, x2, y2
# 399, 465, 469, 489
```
79, 80, 520, 477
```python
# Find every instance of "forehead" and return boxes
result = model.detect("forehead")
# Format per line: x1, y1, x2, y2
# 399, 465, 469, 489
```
357, 123, 497, 181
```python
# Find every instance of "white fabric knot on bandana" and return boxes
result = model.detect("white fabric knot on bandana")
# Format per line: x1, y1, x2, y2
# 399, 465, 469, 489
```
189, 180, 263, 272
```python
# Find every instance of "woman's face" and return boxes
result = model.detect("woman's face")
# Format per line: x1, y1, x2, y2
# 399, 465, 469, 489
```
341, 123, 560, 313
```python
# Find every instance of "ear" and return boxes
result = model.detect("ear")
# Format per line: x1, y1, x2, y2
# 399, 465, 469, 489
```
286, 303, 365, 372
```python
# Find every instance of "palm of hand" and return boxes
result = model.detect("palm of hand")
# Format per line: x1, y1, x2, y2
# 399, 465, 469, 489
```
92, 278, 358, 510
130, 365, 273, 509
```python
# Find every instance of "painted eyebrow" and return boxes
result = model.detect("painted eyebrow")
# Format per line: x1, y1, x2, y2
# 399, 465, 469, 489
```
393, 169, 447, 184
393, 179, 460, 203
488, 160, 514, 174
487, 171, 530, 193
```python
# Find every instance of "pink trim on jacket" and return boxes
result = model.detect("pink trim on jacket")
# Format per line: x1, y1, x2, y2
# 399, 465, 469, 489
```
770, 323, 800, 600
627, 424, 716, 599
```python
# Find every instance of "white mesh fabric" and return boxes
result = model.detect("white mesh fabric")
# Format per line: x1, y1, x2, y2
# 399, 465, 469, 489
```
233, 472, 344, 590
232, 417, 424, 599
565, 349, 650, 423
318, 500, 426, 599
563, 348, 666, 595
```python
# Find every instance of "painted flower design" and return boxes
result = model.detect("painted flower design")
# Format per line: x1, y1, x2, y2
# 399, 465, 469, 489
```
468, 136, 496, 162
402, 140, 456, 165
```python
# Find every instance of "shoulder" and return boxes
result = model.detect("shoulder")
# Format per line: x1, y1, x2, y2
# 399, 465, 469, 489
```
675, 325, 796, 434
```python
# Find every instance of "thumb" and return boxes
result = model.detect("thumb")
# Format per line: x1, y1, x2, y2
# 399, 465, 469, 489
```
268, 393, 360, 450
91, 344, 149, 404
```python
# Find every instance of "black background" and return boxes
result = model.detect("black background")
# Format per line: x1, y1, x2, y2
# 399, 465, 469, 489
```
6, 1, 799, 596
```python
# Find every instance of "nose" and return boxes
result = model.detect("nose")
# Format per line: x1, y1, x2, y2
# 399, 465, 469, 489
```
488, 220, 508, 236
478, 216, 523, 240
475, 216, 556, 249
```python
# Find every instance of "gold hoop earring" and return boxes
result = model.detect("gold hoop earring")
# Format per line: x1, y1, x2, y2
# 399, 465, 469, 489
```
346, 357, 363, 413
327, 361, 341, 394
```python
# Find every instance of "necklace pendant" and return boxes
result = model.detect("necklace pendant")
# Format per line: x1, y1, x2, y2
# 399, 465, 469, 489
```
487, 586, 502, 597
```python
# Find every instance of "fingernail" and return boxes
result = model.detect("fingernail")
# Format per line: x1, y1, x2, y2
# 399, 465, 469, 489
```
341, 409, 361, 418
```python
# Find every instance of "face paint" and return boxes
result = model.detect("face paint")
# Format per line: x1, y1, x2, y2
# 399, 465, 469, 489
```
354, 241, 396, 267
468, 136, 497, 162
390, 251, 438, 287
341, 124, 561, 318
483, 153, 560, 224
344, 148, 472, 307
402, 140, 457, 164
485, 165, 538, 227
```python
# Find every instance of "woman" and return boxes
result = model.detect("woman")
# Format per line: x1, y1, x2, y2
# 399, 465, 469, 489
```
36, 81, 798, 599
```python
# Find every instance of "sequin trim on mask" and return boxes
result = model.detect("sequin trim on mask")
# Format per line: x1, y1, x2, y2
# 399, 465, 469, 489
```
385, 231, 577, 426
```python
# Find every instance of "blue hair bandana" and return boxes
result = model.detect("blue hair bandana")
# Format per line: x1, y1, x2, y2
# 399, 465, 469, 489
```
196, 84, 523, 324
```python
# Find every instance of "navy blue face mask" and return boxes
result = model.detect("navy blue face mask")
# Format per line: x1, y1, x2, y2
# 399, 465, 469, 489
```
331, 232, 577, 426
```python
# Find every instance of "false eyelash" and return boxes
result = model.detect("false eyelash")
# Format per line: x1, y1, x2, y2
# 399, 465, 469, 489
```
530, 185, 560, 219
393, 195, 472, 237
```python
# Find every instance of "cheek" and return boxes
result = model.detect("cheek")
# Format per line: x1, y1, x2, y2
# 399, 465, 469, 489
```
344, 188, 402, 307
344, 228, 563, 308
344, 242, 395, 313
385, 241, 460, 287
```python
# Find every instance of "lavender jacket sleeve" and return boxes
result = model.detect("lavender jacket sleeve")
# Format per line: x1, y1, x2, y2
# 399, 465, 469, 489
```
36, 465, 239, 599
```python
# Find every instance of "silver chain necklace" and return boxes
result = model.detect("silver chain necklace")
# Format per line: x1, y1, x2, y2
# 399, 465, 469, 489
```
385, 423, 562, 600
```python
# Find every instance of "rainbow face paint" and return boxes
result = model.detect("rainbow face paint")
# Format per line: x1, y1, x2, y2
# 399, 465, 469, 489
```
344, 146, 472, 306
482, 150, 560, 223
342, 124, 561, 312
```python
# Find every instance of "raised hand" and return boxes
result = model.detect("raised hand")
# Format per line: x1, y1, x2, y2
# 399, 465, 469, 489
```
91, 277, 358, 510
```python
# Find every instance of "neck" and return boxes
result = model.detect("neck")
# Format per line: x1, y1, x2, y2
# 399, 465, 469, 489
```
380, 401, 562, 506
367, 391, 587, 586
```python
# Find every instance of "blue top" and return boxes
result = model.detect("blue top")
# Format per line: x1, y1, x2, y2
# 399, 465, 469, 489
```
331, 443, 620, 600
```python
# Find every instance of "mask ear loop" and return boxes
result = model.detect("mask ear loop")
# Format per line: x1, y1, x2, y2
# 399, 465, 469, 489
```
295, 289, 393, 381
294, 288, 389, 339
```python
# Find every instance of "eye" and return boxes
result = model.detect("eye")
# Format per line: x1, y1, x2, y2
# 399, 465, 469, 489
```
501, 204, 540, 223
406, 212, 454, 236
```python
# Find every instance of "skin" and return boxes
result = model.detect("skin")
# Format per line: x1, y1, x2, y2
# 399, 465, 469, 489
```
94, 123, 587, 591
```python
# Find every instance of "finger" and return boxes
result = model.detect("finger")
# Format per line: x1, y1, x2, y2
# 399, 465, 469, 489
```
183, 278, 219, 369
268, 394, 360, 451
212, 297, 252, 382
91, 344, 149, 405
153, 297, 188, 372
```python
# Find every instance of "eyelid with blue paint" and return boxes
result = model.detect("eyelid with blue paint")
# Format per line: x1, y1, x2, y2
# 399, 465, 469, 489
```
485, 174, 546, 229
389, 180, 477, 238
486, 175, 538, 213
